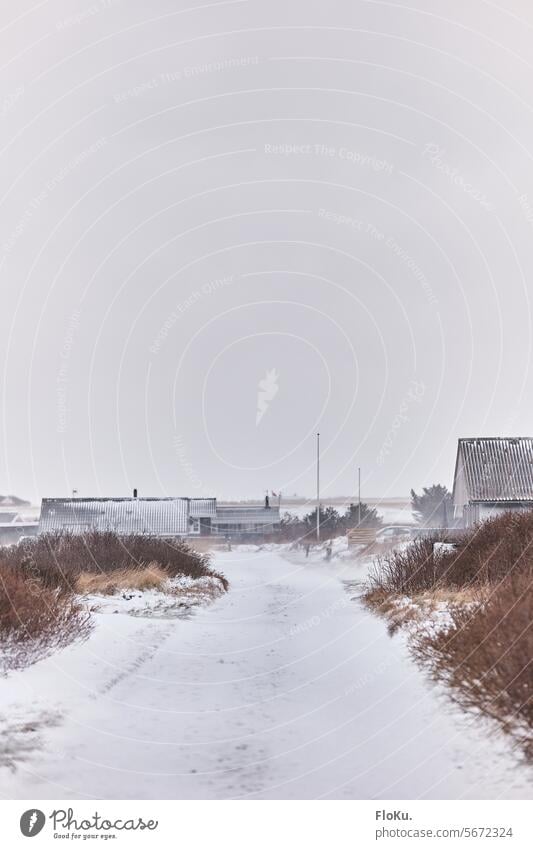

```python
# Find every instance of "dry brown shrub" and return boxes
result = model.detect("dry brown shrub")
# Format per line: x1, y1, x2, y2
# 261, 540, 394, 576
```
0, 568, 91, 674
0, 531, 228, 592
414, 570, 533, 757
0, 532, 228, 674
365, 513, 533, 757
367, 511, 533, 598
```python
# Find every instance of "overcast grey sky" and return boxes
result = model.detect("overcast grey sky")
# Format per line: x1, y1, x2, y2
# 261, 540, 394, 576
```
1, 0, 533, 503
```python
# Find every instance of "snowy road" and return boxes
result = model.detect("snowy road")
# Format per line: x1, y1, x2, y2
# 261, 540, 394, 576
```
0, 549, 531, 799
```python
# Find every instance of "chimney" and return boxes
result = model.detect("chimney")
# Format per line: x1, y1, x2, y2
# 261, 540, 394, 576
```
133, 488, 138, 499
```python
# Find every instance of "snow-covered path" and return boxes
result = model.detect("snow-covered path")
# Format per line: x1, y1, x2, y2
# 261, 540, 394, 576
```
0, 549, 531, 799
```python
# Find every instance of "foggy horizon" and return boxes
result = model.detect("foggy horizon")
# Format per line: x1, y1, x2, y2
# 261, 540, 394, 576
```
2, 1, 533, 505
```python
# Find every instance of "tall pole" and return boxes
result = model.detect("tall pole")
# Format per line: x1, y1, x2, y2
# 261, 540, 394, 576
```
358, 466, 361, 526
316, 433, 320, 542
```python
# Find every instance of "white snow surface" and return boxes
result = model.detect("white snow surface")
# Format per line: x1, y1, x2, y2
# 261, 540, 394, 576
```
0, 548, 531, 800
83, 574, 225, 618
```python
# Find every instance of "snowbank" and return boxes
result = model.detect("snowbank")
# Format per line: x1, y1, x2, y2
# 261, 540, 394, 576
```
83, 574, 226, 619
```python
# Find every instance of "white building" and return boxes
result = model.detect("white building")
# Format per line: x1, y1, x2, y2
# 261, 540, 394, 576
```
452, 437, 533, 527
39, 497, 216, 537
212, 504, 280, 538
38, 496, 280, 539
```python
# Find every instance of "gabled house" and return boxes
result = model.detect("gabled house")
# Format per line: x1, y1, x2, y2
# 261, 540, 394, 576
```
452, 437, 533, 527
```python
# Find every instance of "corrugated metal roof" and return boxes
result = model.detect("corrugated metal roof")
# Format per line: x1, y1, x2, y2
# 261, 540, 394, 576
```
39, 498, 189, 536
38, 497, 279, 534
458, 438, 533, 501
189, 498, 216, 517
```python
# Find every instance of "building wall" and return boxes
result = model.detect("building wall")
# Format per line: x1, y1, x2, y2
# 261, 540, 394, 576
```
212, 522, 280, 536
0, 524, 38, 546
452, 455, 468, 520
213, 505, 280, 537
465, 502, 533, 527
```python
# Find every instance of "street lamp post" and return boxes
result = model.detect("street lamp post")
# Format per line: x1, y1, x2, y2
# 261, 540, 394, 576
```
358, 466, 361, 526
316, 433, 320, 542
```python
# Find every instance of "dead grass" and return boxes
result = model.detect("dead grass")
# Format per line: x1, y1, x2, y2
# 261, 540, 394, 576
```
2, 530, 227, 592
413, 570, 533, 757
365, 584, 486, 616
365, 585, 488, 636
0, 531, 228, 674
419, 586, 489, 605
365, 512, 533, 758
0, 568, 92, 674
76, 563, 168, 595
167, 575, 227, 603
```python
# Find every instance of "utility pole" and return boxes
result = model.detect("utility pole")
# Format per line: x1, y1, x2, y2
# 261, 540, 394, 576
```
358, 466, 361, 526
316, 433, 320, 542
